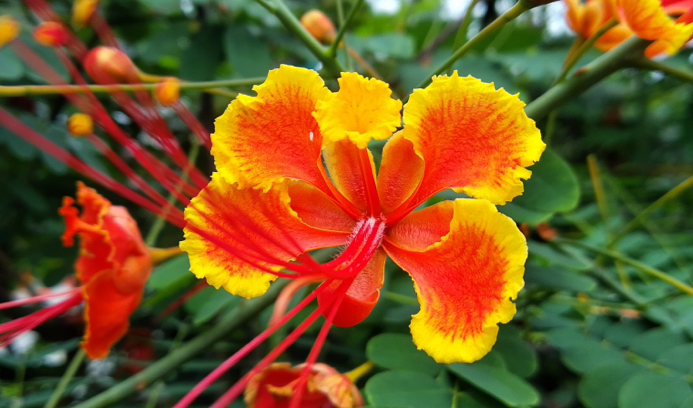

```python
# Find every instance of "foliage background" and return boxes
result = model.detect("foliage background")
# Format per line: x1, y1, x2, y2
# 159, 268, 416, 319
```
2, 0, 693, 407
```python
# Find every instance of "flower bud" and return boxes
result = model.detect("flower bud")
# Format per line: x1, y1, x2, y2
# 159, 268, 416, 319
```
33, 21, 70, 48
154, 77, 181, 107
83, 46, 139, 84
72, 0, 99, 28
0, 15, 20, 48
300, 10, 336, 45
67, 113, 94, 137
244, 363, 363, 408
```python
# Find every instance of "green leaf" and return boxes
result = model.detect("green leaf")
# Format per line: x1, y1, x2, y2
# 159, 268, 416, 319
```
561, 337, 625, 374
179, 26, 224, 81
528, 241, 591, 270
448, 362, 540, 407
619, 371, 693, 408
524, 265, 597, 292
493, 326, 538, 378
224, 26, 273, 78
147, 255, 191, 290
500, 148, 580, 224
366, 333, 441, 377
357, 34, 415, 60
657, 344, 693, 374
0, 47, 23, 80
184, 286, 241, 326
578, 361, 642, 408
364, 371, 452, 408
628, 328, 688, 361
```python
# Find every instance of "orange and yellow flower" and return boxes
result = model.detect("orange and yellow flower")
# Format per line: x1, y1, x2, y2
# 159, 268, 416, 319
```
181, 65, 544, 364
244, 363, 363, 408
59, 182, 155, 359
566, 0, 693, 58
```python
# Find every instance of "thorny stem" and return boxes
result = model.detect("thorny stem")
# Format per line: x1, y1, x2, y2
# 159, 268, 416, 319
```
43, 349, 86, 408
71, 281, 289, 408
0, 78, 265, 97
631, 57, 693, 84
414, 0, 530, 91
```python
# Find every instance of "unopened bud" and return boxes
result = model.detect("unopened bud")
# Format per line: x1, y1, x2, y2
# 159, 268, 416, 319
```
67, 113, 94, 136
72, 0, 100, 27
154, 77, 181, 107
300, 10, 336, 45
0, 15, 20, 48
33, 22, 70, 48
83, 46, 139, 84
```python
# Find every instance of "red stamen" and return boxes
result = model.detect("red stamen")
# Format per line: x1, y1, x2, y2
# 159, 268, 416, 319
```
208, 280, 351, 408
269, 276, 324, 327
0, 291, 83, 347
173, 283, 330, 408
0, 288, 81, 311
0, 108, 186, 228
89, 11, 119, 49
359, 148, 382, 216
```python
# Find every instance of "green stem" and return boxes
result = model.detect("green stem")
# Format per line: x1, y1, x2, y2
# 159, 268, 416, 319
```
44, 349, 86, 408
415, 0, 530, 90
383, 291, 418, 306
552, 20, 618, 86
452, 0, 481, 51
328, 0, 365, 59
606, 174, 693, 248
0, 78, 264, 98
525, 37, 649, 121
631, 57, 693, 84
255, 0, 344, 76
557, 238, 693, 297
71, 280, 288, 408
144, 140, 200, 246
335, 0, 353, 71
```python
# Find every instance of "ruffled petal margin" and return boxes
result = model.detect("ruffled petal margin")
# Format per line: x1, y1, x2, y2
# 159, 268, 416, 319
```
383, 199, 527, 364
180, 174, 350, 299
402, 72, 544, 207
314, 72, 402, 149
211, 65, 331, 193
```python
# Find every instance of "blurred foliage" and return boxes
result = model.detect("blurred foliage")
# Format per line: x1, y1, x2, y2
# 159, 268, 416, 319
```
2, 0, 693, 407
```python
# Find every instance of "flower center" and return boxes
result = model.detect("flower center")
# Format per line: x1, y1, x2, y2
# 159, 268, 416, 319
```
324, 217, 385, 280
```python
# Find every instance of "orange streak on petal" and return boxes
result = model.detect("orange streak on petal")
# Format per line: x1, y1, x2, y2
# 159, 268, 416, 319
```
287, 181, 356, 233
384, 199, 527, 364
402, 73, 544, 207
594, 23, 633, 51
181, 174, 349, 299
322, 139, 375, 213
211, 65, 332, 194
376, 131, 424, 215
619, 0, 677, 40
385, 201, 454, 251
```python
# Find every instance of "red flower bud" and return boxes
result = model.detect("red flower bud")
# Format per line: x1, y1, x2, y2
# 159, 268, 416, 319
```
300, 10, 337, 45
83, 46, 139, 84
33, 22, 70, 48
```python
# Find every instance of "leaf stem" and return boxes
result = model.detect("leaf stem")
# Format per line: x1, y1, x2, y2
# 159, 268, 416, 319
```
525, 37, 649, 121
254, 0, 344, 76
327, 0, 365, 59
44, 348, 86, 408
0, 78, 264, 97
557, 238, 693, 297
414, 0, 530, 90
552, 20, 618, 86
71, 280, 289, 408
631, 57, 693, 84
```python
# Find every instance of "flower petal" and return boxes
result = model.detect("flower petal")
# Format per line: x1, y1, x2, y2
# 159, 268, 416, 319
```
383, 199, 527, 364
314, 72, 402, 149
211, 65, 331, 193
402, 72, 544, 207
595, 23, 633, 52
619, 0, 676, 40
376, 131, 424, 215
317, 248, 386, 328
287, 181, 356, 233
322, 139, 376, 212
82, 270, 145, 360
181, 173, 349, 299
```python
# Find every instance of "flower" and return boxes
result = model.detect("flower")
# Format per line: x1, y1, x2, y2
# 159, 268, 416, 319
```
181, 65, 544, 364
0, 183, 180, 359
0, 15, 20, 48
564, 0, 616, 39
33, 21, 70, 48
67, 113, 94, 136
300, 10, 337, 45
244, 363, 363, 408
